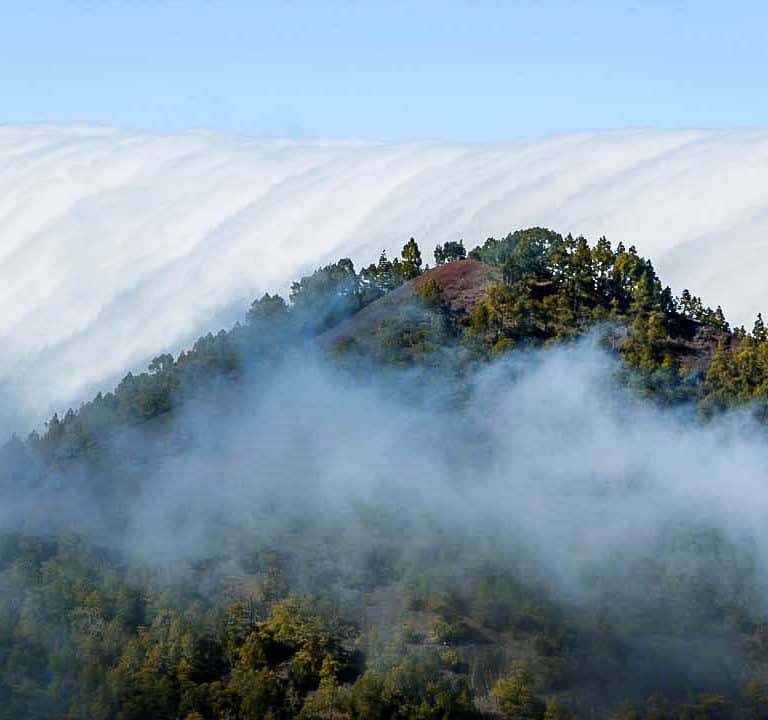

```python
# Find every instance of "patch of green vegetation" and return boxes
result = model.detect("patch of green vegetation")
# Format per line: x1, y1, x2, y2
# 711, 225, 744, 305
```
6, 229, 768, 718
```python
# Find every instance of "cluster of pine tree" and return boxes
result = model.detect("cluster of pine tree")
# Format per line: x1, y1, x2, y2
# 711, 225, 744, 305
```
7, 228, 768, 719
24, 226, 768, 471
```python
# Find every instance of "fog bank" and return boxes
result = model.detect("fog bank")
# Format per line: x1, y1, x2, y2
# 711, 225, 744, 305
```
2, 125, 768, 429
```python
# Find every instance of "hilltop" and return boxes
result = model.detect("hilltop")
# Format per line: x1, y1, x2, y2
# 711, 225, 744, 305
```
322, 259, 501, 354
14, 226, 757, 462
4, 228, 768, 720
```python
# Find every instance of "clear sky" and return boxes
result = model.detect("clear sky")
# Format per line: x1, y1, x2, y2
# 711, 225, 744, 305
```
1, 1, 766, 141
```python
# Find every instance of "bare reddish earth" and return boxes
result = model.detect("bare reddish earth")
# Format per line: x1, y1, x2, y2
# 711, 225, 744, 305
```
411, 259, 501, 314
321, 258, 732, 372
321, 259, 500, 351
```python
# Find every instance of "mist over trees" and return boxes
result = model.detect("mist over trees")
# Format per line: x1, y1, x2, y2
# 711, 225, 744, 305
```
4, 228, 768, 719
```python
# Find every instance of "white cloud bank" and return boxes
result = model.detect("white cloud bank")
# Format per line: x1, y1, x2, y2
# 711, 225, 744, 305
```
2, 124, 768, 427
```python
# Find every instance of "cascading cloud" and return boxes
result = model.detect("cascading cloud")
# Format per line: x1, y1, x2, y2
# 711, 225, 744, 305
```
2, 124, 768, 429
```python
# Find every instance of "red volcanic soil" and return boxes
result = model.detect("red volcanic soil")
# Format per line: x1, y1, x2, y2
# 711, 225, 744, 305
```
411, 259, 501, 314
320, 257, 731, 370
321, 259, 500, 351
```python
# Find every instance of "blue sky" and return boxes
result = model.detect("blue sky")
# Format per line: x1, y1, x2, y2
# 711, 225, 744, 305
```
2, 1, 766, 141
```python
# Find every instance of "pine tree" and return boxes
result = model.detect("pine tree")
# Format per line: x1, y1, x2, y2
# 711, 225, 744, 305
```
630, 270, 661, 316
679, 289, 694, 316
491, 668, 546, 720
592, 235, 615, 300
570, 236, 595, 313
753, 313, 767, 342
712, 305, 729, 331
400, 237, 423, 280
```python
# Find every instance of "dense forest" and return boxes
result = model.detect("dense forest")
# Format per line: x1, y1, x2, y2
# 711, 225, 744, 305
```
5, 228, 768, 719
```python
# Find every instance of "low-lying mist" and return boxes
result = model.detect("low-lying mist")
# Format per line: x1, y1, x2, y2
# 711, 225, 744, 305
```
4, 339, 767, 617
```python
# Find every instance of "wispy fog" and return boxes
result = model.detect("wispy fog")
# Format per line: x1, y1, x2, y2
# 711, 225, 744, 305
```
5, 341, 768, 619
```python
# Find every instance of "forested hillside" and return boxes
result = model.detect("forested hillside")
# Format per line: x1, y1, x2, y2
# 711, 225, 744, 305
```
4, 228, 768, 720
